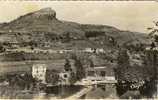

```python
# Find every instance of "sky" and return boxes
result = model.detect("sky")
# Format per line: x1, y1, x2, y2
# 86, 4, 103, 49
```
0, 1, 158, 33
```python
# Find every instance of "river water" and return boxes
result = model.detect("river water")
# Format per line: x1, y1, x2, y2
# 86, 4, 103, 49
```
44, 85, 84, 99
0, 85, 83, 99
31, 85, 84, 99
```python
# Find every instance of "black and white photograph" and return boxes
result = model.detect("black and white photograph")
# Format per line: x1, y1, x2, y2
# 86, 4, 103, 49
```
0, 1, 157, 99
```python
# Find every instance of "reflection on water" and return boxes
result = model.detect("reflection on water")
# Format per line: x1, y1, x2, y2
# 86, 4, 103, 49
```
45, 85, 84, 99
0, 85, 83, 99
32, 85, 84, 99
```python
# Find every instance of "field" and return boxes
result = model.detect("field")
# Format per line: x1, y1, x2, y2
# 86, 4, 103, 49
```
0, 60, 69, 75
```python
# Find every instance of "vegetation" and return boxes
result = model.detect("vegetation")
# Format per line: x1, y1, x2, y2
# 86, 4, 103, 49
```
63, 32, 71, 42
89, 59, 94, 68
64, 58, 72, 72
117, 49, 130, 68
72, 54, 85, 80
46, 69, 59, 85
114, 21, 158, 98
0, 43, 5, 53
4, 72, 36, 90
0, 51, 66, 61
69, 72, 77, 85
114, 49, 154, 97
85, 31, 105, 38
147, 21, 158, 43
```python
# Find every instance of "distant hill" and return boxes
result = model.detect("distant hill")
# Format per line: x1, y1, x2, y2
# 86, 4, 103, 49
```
0, 23, 4, 29
0, 8, 150, 48
81, 24, 149, 45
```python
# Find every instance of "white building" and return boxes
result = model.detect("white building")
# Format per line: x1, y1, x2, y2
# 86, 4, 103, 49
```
96, 48, 105, 54
32, 64, 47, 83
84, 48, 105, 54
58, 72, 71, 85
84, 48, 94, 53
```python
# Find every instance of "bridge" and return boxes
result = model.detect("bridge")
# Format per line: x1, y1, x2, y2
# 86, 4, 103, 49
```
45, 76, 117, 99
66, 79, 117, 99
66, 86, 93, 99
74, 78, 117, 86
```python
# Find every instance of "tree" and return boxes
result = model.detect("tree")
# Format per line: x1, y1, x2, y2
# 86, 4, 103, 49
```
139, 47, 158, 98
0, 43, 5, 53
150, 42, 156, 49
46, 69, 59, 85
115, 49, 130, 82
146, 21, 158, 98
89, 59, 94, 68
63, 32, 71, 42
115, 49, 131, 95
117, 49, 129, 67
69, 72, 77, 85
64, 58, 72, 72
147, 21, 158, 43
72, 54, 85, 80
29, 40, 38, 50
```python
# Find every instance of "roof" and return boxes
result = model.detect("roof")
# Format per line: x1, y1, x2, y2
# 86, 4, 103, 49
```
94, 66, 107, 69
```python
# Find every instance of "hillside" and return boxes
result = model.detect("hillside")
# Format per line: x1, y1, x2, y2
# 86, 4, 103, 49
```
81, 24, 149, 45
0, 8, 84, 35
0, 7, 150, 48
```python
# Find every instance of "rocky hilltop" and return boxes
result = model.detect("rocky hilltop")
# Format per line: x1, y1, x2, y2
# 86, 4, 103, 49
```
33, 7, 56, 17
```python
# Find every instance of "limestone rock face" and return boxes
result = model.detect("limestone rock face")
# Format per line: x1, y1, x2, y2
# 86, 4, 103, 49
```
33, 7, 56, 18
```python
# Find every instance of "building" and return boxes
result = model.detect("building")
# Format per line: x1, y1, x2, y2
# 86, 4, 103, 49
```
96, 48, 105, 54
84, 48, 105, 54
85, 48, 94, 53
86, 67, 106, 78
78, 67, 116, 85
58, 72, 71, 85
32, 64, 47, 83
